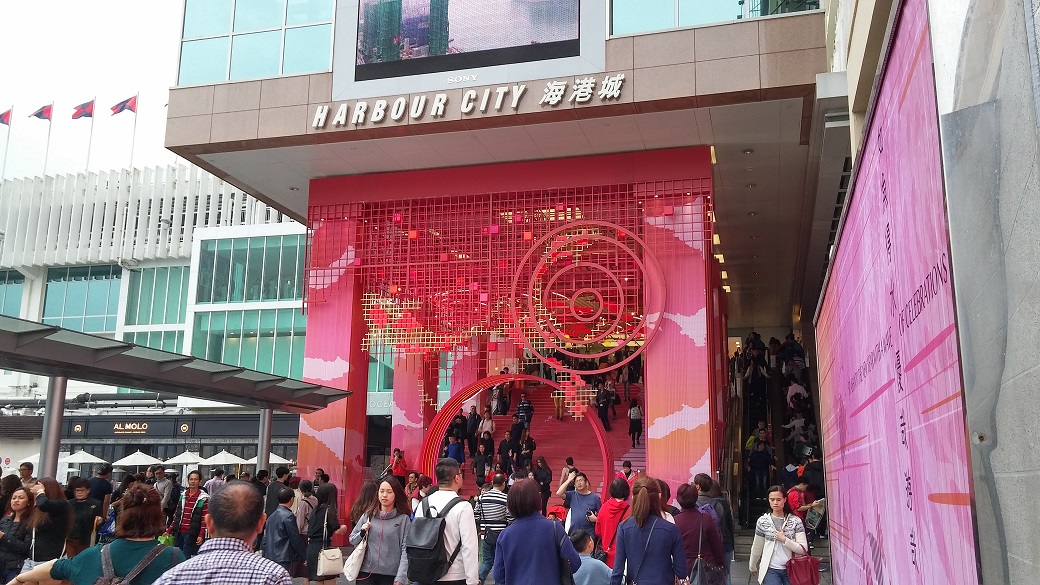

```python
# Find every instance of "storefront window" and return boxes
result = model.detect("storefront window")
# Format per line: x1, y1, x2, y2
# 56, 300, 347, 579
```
127, 266, 190, 326
178, 0, 333, 85
197, 235, 304, 304
0, 271, 24, 317
192, 308, 306, 377
42, 266, 121, 334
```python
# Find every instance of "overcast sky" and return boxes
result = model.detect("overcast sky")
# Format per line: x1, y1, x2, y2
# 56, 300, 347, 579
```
0, 1, 184, 180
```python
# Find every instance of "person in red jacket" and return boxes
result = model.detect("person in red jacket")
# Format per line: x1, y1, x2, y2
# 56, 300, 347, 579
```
786, 477, 811, 520
390, 448, 408, 487
594, 478, 631, 568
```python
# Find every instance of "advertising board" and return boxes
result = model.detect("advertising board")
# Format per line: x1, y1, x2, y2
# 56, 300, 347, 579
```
814, 0, 980, 582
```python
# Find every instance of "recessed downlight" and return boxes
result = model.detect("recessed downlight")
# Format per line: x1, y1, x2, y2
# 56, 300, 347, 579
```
290, 187, 300, 191
747, 211, 757, 216
743, 149, 755, 155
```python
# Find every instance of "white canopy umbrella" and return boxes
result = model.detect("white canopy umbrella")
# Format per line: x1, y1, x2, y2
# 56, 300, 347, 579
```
200, 450, 249, 466
61, 451, 108, 464
112, 451, 163, 467
163, 451, 204, 465
244, 453, 292, 465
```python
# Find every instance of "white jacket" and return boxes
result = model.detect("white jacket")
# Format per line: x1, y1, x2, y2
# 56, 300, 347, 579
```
748, 514, 809, 583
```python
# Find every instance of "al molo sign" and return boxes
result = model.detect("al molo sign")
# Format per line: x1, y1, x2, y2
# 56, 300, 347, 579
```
312, 74, 626, 129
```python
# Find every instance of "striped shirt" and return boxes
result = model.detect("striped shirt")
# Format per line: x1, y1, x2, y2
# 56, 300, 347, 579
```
475, 489, 510, 533
151, 537, 292, 585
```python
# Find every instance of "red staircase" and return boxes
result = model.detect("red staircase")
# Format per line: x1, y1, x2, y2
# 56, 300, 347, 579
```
479, 381, 646, 505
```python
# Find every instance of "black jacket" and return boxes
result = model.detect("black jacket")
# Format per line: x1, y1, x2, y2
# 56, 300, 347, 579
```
28, 495, 70, 561
801, 460, 825, 496
262, 505, 306, 563
0, 515, 30, 572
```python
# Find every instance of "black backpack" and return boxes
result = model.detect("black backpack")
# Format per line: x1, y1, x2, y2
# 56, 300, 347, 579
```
94, 543, 168, 585
405, 496, 465, 582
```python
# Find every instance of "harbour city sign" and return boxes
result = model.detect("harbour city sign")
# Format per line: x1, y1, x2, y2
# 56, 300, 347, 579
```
312, 74, 627, 129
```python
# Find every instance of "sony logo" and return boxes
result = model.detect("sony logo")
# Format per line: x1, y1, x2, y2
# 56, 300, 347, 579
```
447, 74, 478, 84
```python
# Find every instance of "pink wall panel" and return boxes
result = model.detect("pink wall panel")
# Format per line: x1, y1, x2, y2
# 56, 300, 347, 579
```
642, 194, 714, 497
814, 0, 980, 581
391, 353, 434, 469
299, 215, 369, 523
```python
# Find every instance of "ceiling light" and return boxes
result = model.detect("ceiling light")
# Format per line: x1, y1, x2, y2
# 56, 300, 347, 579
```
289, 187, 300, 191
723, 285, 732, 293
721, 271, 728, 279
747, 211, 757, 216
746, 183, 756, 189
712, 234, 721, 245
745, 167, 754, 172
743, 149, 754, 155
751, 235, 759, 240
715, 254, 725, 263
710, 146, 717, 164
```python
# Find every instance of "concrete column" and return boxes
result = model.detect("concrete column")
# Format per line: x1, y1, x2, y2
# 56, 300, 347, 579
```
257, 408, 273, 473
39, 376, 67, 478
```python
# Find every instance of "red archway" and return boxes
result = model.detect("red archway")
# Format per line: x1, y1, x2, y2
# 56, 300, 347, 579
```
418, 374, 613, 492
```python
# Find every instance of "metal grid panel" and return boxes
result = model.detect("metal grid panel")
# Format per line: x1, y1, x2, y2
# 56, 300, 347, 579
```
306, 178, 713, 390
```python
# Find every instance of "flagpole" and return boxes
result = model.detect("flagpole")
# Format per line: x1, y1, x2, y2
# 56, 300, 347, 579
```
128, 93, 139, 171
1, 108, 11, 180
85, 97, 96, 173
42, 103, 54, 177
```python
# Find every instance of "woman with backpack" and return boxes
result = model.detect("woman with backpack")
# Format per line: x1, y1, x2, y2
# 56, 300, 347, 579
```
9, 483, 183, 585
594, 478, 631, 568
628, 399, 643, 448
610, 476, 687, 585
0, 487, 33, 583
347, 477, 411, 585
748, 486, 809, 585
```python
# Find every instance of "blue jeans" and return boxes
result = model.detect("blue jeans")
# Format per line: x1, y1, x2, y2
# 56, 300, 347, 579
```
478, 537, 497, 580
763, 567, 791, 585
174, 531, 199, 558
2, 569, 19, 584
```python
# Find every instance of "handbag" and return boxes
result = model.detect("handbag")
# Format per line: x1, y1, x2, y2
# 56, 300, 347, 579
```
342, 528, 367, 581
804, 503, 824, 531
625, 516, 657, 585
553, 521, 576, 585
689, 518, 726, 585
316, 508, 344, 578
786, 542, 821, 585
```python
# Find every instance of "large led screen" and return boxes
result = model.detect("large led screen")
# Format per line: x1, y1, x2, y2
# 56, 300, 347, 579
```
814, 0, 980, 582
355, 0, 580, 80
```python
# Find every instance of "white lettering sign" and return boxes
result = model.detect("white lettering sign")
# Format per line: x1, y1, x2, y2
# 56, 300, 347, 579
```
310, 76, 626, 129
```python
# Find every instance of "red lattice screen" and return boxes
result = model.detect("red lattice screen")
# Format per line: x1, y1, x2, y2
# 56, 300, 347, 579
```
306, 179, 713, 394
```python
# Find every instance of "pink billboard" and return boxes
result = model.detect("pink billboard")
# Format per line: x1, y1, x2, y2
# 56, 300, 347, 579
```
814, 0, 980, 582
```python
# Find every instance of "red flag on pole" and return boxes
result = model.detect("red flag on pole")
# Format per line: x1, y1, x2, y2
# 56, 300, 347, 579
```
72, 100, 95, 119
111, 95, 137, 115
30, 104, 53, 120
0, 109, 11, 126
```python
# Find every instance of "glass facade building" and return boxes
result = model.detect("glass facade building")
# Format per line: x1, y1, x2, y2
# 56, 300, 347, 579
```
610, 0, 819, 35
195, 234, 305, 304
41, 266, 121, 334
191, 307, 306, 379
0, 271, 24, 317
178, 0, 334, 85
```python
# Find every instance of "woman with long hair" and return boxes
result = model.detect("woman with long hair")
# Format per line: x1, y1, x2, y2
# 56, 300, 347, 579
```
9, 483, 183, 585
594, 478, 631, 568
306, 482, 349, 585
348, 477, 411, 585
0, 487, 34, 582
628, 398, 643, 448
748, 485, 808, 585
348, 481, 379, 525
0, 477, 22, 517
492, 479, 580, 584
164, 470, 209, 559
610, 476, 686, 585
532, 457, 552, 516
21, 478, 71, 580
